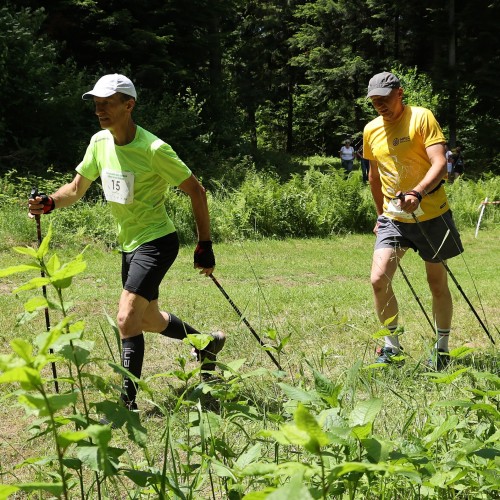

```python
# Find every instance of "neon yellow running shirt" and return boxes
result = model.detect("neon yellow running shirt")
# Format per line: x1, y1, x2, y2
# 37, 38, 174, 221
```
363, 106, 447, 222
76, 126, 191, 251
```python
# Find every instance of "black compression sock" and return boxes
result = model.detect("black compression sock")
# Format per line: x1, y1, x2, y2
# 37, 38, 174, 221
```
160, 313, 200, 340
121, 334, 145, 406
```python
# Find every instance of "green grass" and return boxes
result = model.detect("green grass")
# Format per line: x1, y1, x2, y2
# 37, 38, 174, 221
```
3, 230, 496, 375
0, 225, 499, 498
0, 170, 499, 498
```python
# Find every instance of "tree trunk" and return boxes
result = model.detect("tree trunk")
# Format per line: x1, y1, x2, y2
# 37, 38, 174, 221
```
448, 0, 457, 147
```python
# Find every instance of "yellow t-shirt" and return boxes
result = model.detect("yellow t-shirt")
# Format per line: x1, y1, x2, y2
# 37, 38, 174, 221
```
363, 106, 447, 222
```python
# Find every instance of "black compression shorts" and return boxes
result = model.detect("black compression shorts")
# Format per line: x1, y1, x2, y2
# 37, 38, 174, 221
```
121, 232, 179, 301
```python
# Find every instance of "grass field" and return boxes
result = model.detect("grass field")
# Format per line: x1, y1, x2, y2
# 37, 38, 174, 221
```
0, 226, 499, 498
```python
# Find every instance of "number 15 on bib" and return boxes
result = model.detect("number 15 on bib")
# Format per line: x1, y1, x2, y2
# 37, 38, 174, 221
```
102, 170, 134, 204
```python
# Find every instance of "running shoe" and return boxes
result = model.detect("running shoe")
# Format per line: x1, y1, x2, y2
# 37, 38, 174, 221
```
193, 331, 226, 373
427, 349, 450, 371
376, 346, 405, 366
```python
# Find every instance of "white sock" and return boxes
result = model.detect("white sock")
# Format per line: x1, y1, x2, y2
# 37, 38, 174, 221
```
384, 325, 400, 353
436, 328, 450, 352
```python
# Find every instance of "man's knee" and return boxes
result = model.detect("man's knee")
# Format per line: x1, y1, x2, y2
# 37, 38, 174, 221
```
117, 292, 148, 337
116, 308, 130, 332
116, 308, 138, 337
427, 275, 451, 299
371, 273, 390, 295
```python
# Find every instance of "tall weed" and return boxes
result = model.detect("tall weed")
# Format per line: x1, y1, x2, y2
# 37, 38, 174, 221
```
446, 174, 500, 229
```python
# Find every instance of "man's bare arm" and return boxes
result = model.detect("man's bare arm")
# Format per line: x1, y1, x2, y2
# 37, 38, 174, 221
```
178, 174, 211, 242
29, 173, 92, 215
413, 143, 447, 196
368, 160, 384, 216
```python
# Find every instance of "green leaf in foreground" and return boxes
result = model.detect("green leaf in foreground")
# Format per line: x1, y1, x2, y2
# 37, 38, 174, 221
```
0, 263, 41, 278
267, 472, 314, 500
278, 382, 320, 403
17, 483, 63, 496
423, 367, 470, 384
50, 255, 87, 288
349, 398, 383, 427
313, 369, 341, 407
36, 221, 53, 259
12, 246, 38, 258
0, 366, 42, 388
0, 485, 19, 500
294, 403, 331, 453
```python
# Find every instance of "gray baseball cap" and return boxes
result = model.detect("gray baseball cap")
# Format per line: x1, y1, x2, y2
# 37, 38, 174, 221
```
366, 72, 400, 98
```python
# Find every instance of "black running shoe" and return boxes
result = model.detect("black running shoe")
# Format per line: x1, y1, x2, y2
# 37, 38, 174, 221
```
427, 349, 450, 371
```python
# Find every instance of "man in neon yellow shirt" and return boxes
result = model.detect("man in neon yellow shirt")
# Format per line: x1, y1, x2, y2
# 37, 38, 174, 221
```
29, 74, 225, 412
363, 72, 463, 370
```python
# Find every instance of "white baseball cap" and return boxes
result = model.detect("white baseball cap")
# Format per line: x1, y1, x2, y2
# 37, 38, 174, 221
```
82, 74, 137, 100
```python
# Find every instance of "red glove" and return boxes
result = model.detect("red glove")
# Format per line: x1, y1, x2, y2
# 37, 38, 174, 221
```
38, 193, 55, 214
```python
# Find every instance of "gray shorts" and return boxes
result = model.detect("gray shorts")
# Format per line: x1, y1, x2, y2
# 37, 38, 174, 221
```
375, 211, 463, 263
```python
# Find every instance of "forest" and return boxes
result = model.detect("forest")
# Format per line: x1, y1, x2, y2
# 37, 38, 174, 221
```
1, 0, 499, 180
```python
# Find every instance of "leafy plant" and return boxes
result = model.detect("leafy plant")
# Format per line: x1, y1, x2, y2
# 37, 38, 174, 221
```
1, 221, 500, 499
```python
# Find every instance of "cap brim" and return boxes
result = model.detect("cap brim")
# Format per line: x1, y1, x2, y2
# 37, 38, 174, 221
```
81, 90, 116, 100
366, 87, 393, 98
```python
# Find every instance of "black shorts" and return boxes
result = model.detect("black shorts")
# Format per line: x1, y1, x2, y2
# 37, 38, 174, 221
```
121, 232, 179, 301
375, 211, 463, 263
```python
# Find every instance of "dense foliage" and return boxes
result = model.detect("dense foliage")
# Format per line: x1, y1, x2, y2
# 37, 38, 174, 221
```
1, 1, 500, 178
1, 170, 498, 252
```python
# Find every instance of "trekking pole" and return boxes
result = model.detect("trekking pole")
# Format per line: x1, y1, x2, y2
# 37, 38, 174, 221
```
397, 262, 435, 334
410, 211, 495, 345
209, 274, 284, 371
30, 188, 59, 392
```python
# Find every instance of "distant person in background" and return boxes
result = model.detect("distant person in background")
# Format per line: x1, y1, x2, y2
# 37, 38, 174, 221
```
356, 142, 370, 183
451, 145, 465, 181
445, 143, 453, 183
339, 139, 355, 176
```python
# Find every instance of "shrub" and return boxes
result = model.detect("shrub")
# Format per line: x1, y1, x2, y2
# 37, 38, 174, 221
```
0, 169, 498, 249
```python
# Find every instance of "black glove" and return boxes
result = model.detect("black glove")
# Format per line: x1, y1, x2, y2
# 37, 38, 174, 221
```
194, 240, 215, 268
29, 188, 55, 214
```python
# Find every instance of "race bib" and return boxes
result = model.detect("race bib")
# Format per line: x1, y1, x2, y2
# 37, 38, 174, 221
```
102, 170, 134, 204
386, 199, 424, 220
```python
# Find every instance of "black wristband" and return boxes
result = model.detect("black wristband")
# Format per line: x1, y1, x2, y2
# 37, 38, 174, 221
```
405, 190, 422, 202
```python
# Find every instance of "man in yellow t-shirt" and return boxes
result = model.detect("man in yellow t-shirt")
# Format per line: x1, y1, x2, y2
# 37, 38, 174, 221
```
363, 71, 463, 370
29, 74, 225, 415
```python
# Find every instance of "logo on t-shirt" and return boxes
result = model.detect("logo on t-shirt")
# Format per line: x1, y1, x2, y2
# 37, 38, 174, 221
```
392, 136, 410, 147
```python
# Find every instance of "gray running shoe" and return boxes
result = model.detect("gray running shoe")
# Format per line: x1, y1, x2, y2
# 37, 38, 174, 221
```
376, 346, 405, 366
